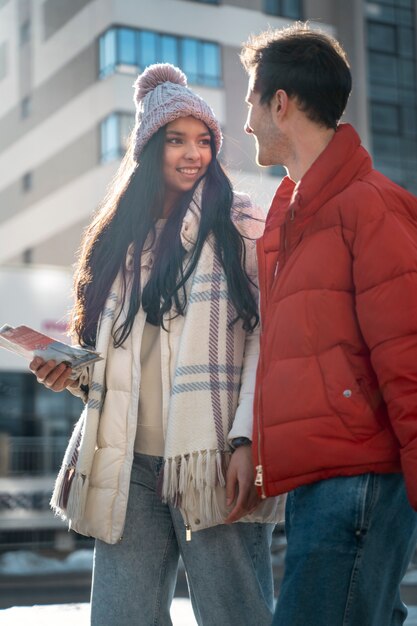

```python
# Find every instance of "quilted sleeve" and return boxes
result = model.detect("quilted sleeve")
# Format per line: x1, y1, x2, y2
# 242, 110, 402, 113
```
353, 194, 417, 509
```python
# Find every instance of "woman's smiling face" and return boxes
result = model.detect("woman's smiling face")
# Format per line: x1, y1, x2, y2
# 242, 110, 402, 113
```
162, 116, 213, 212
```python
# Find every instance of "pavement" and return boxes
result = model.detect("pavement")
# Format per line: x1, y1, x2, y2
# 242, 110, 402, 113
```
0, 600, 196, 625
1, 601, 417, 625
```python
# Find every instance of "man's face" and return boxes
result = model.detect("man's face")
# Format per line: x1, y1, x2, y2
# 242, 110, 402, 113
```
244, 76, 288, 168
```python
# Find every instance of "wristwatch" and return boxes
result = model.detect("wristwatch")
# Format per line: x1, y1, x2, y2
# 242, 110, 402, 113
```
230, 436, 252, 451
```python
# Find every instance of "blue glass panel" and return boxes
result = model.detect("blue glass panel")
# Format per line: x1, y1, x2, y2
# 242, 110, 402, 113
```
367, 23, 396, 52
398, 27, 415, 58
369, 52, 398, 85
119, 113, 135, 151
117, 27, 137, 66
269, 165, 287, 177
201, 42, 221, 86
181, 38, 199, 83
99, 29, 116, 78
399, 59, 416, 88
371, 102, 400, 132
366, 5, 396, 23
373, 133, 401, 161
101, 113, 119, 162
369, 82, 399, 103
402, 106, 417, 136
282, 0, 302, 19
399, 87, 417, 104
140, 31, 158, 68
264, 0, 279, 15
397, 8, 414, 25
401, 137, 417, 160
160, 35, 178, 66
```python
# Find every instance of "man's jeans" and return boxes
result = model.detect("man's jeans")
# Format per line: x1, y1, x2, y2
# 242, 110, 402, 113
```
91, 453, 275, 626
273, 473, 417, 626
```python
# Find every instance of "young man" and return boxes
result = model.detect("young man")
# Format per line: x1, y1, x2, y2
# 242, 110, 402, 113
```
241, 24, 417, 626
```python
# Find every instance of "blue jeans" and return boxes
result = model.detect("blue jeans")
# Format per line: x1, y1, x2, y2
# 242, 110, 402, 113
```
273, 473, 417, 626
90, 453, 275, 625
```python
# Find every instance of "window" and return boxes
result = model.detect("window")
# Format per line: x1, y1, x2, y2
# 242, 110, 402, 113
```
98, 26, 222, 87
182, 38, 199, 83
264, 0, 303, 19
22, 172, 33, 192
100, 112, 135, 162
269, 165, 287, 178
371, 102, 400, 133
161, 35, 178, 67
367, 23, 396, 52
0, 371, 82, 474
20, 20, 31, 45
366, 0, 417, 193
21, 96, 31, 119
117, 27, 138, 68
99, 28, 117, 78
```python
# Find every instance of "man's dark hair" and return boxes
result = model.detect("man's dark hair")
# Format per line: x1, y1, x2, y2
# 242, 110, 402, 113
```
240, 23, 352, 130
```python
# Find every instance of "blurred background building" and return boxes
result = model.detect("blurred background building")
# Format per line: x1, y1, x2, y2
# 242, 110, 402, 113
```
0, 0, 416, 584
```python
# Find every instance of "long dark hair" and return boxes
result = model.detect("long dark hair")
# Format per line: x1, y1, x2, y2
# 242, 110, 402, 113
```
70, 124, 259, 348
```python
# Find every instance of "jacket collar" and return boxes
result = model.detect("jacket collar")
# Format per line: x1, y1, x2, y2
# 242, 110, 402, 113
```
267, 124, 372, 231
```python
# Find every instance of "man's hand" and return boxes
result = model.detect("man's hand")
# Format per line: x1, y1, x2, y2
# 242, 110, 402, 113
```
29, 357, 78, 392
224, 445, 261, 523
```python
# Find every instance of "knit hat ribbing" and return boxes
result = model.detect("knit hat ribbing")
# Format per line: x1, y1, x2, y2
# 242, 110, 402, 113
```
133, 63, 222, 161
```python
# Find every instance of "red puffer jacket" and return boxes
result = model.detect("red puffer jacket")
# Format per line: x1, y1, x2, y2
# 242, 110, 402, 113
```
253, 124, 417, 509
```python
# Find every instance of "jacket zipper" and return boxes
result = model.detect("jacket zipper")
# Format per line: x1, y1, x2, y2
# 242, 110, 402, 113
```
255, 239, 267, 500
255, 385, 266, 499
255, 206, 295, 500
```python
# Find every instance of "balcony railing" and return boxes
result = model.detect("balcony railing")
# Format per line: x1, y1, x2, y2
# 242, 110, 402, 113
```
0, 436, 68, 476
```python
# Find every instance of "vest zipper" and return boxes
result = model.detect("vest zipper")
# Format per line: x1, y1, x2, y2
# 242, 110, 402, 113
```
185, 524, 192, 541
184, 511, 192, 541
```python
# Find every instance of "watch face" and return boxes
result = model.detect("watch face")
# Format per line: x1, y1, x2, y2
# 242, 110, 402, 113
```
231, 437, 251, 449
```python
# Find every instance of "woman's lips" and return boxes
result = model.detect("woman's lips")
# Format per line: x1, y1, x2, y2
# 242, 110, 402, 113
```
177, 167, 200, 178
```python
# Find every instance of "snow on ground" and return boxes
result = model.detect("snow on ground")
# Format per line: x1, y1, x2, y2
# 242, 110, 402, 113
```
1, 551, 417, 625
0, 549, 93, 575
1, 603, 417, 626
0, 600, 197, 626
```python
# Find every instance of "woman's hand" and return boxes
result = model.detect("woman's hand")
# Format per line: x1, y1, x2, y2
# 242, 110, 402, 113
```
224, 445, 261, 523
29, 357, 79, 392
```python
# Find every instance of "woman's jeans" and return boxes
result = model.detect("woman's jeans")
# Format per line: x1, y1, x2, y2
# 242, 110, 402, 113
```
91, 453, 275, 626
273, 473, 417, 626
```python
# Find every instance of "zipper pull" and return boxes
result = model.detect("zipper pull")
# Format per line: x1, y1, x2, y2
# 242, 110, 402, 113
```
186, 524, 192, 542
255, 465, 263, 487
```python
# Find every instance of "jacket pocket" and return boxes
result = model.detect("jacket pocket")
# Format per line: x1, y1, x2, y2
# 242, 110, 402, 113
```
318, 345, 380, 439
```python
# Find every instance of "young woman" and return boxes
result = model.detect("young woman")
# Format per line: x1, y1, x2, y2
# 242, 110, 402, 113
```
30, 64, 279, 625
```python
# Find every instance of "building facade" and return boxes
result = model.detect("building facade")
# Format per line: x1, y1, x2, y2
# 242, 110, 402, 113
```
0, 0, 416, 550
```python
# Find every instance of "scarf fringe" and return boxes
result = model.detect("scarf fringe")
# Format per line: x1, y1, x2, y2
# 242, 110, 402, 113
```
161, 450, 231, 525
50, 467, 89, 523
66, 472, 89, 521
50, 464, 70, 520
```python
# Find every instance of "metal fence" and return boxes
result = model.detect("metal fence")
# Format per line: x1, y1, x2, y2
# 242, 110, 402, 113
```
4, 436, 68, 476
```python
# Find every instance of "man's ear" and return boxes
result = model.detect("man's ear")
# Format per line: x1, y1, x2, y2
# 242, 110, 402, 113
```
273, 89, 288, 118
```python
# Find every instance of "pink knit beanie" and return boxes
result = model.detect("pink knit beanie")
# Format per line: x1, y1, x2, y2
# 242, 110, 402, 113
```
133, 63, 222, 161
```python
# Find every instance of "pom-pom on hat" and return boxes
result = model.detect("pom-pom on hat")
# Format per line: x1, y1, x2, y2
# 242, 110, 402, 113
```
133, 63, 222, 161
